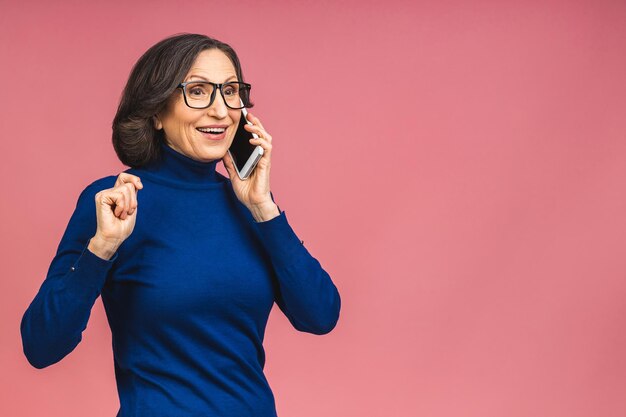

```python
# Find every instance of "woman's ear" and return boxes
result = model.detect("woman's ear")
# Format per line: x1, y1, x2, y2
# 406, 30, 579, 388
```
153, 115, 163, 130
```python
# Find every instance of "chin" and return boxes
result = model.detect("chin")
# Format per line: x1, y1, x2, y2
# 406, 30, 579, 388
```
203, 144, 229, 161
213, 149, 228, 159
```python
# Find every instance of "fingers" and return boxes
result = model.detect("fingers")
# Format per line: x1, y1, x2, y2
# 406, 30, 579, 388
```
244, 124, 272, 159
123, 183, 138, 216
115, 172, 143, 191
102, 180, 139, 221
113, 190, 129, 219
245, 113, 271, 143
112, 172, 142, 219
117, 183, 139, 219
249, 136, 272, 159
246, 112, 265, 130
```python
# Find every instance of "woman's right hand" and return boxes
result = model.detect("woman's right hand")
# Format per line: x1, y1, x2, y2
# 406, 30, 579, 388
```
89, 173, 143, 258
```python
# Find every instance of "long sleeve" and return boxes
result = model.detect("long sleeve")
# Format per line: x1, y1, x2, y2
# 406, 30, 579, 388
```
20, 182, 119, 369
253, 209, 341, 335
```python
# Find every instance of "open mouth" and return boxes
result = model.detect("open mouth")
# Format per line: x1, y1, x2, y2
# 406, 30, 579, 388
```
196, 127, 227, 140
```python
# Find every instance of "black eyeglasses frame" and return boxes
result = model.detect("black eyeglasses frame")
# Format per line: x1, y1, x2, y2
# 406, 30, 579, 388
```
176, 81, 252, 109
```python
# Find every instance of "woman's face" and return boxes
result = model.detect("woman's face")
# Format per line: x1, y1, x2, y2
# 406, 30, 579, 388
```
154, 48, 242, 162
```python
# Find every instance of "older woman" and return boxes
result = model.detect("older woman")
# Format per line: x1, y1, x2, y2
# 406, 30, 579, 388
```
20, 33, 341, 417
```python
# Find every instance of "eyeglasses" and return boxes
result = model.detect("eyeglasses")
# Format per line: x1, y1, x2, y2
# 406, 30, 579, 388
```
177, 81, 252, 109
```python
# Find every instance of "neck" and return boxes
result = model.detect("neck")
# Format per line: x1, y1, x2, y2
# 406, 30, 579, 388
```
143, 141, 221, 185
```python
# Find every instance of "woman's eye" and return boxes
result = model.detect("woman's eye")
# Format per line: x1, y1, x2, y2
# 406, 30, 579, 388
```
190, 88, 203, 96
223, 87, 235, 96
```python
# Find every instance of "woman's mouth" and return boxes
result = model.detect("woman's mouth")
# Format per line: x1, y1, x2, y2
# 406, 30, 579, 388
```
196, 127, 227, 141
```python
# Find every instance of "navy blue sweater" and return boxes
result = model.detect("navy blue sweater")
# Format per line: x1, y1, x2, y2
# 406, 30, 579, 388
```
20, 141, 341, 417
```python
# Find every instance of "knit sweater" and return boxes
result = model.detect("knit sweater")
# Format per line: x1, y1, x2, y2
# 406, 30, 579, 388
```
20, 141, 341, 417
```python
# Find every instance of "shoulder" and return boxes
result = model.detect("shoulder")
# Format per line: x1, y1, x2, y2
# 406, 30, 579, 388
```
76, 174, 118, 203
61, 175, 119, 228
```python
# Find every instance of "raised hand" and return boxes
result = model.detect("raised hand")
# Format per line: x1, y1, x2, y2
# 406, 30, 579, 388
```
88, 173, 143, 259
222, 112, 280, 222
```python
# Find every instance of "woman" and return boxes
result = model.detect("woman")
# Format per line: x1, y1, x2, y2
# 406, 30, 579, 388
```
20, 33, 341, 417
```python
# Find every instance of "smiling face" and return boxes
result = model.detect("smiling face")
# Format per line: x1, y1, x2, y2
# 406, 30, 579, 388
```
153, 48, 242, 162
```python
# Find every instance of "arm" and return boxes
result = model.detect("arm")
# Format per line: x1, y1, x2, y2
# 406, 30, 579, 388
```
20, 182, 118, 369
252, 199, 341, 335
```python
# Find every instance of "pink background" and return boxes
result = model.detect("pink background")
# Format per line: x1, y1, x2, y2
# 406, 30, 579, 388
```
2, 1, 626, 416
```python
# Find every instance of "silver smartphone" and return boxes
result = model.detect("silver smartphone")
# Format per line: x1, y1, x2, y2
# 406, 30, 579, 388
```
227, 99, 264, 180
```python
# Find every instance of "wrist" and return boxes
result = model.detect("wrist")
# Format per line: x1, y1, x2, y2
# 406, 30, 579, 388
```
248, 201, 281, 223
88, 234, 121, 261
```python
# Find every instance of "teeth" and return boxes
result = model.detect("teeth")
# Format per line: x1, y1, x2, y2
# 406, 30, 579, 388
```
197, 127, 226, 133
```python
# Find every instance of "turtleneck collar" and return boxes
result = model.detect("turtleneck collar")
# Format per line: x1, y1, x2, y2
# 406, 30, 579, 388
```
139, 141, 225, 189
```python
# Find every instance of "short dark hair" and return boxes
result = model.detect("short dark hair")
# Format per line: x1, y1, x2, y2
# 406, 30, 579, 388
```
112, 33, 254, 168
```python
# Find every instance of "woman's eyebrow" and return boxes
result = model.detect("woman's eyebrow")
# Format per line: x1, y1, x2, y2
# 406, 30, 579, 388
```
187, 75, 238, 82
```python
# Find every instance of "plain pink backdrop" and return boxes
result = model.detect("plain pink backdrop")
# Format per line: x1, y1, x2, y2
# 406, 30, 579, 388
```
2, 1, 626, 416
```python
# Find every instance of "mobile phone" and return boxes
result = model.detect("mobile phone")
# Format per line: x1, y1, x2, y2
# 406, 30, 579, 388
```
227, 99, 264, 180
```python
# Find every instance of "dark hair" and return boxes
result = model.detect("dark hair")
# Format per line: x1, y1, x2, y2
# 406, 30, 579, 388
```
112, 33, 254, 168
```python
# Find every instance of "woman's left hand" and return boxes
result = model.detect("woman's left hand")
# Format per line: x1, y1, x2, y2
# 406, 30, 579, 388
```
222, 111, 280, 221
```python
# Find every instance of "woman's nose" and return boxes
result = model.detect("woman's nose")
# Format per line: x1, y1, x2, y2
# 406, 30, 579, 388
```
208, 91, 229, 119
